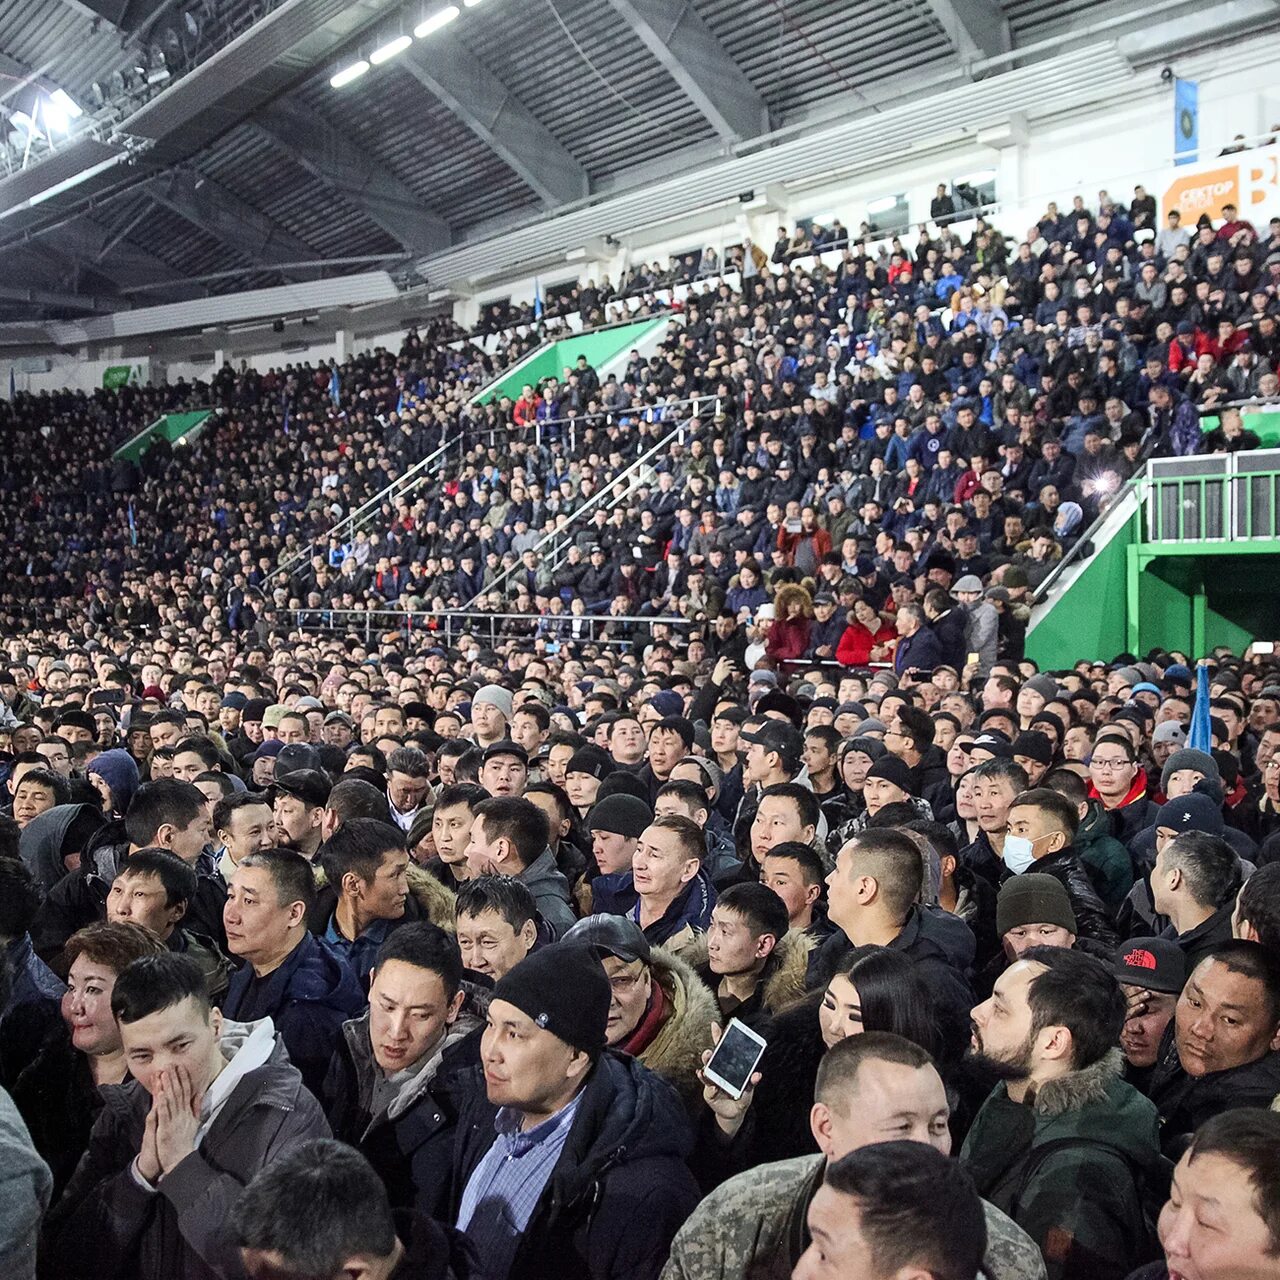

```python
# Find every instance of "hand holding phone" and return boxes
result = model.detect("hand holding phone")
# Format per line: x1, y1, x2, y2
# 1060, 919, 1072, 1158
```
699, 1019, 767, 1138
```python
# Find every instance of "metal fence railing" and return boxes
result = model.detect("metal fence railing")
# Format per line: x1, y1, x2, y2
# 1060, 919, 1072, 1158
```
1145, 448, 1280, 543
290, 608, 688, 648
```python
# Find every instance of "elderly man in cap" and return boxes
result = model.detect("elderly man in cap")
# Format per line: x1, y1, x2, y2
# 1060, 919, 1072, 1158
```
952, 575, 998, 676
564, 914, 716, 1111
452, 945, 700, 1280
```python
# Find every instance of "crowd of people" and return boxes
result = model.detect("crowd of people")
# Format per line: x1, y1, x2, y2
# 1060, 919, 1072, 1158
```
0, 181, 1278, 1280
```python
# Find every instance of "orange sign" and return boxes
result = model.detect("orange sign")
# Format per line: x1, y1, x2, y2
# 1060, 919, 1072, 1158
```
1161, 144, 1280, 225
1162, 164, 1239, 222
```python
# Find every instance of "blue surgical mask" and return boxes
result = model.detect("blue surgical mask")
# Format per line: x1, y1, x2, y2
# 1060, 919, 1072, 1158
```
1002, 834, 1038, 875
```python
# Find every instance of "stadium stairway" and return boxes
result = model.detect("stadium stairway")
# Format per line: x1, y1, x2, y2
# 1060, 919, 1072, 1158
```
1027, 448, 1280, 667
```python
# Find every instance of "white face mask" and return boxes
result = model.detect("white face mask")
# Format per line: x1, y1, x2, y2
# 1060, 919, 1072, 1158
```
1002, 834, 1038, 875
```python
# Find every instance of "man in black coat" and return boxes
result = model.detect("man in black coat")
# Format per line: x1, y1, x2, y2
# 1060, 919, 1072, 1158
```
322, 923, 482, 1220
451, 944, 700, 1280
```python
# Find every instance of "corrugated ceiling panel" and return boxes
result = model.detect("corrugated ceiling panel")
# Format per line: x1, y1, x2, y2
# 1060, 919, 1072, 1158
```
1004, 0, 1120, 40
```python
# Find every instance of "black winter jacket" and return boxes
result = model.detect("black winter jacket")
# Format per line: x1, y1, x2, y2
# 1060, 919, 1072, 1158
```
451, 1053, 700, 1280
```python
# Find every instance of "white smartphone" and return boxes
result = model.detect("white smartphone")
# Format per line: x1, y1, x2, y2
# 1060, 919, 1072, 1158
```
1255, 642, 1275, 656
702, 1017, 768, 1099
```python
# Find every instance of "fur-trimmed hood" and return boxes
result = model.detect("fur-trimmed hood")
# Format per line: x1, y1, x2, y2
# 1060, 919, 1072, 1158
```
638, 946, 718, 1108
1032, 1047, 1126, 1116
686, 928, 813, 1016
309, 860, 456, 933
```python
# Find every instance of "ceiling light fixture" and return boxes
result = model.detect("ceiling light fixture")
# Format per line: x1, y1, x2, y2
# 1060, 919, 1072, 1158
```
414, 5, 459, 37
370, 34, 412, 64
329, 60, 370, 88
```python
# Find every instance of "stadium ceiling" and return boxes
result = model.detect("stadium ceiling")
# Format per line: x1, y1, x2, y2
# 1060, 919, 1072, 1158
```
0, 0, 1274, 325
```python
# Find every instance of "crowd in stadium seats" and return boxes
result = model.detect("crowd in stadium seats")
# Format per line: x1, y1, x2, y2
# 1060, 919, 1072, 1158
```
2, 187, 1280, 1280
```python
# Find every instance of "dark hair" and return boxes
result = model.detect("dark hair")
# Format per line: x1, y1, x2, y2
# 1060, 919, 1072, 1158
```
524, 781, 574, 824
759, 781, 820, 830
125, 779, 208, 847
656, 779, 711, 817
111, 951, 211, 1024
119, 848, 198, 908
174, 736, 221, 770
515, 702, 551, 732
901, 818, 959, 861
439, 742, 482, 782
1186, 1109, 1280, 1254
837, 946, 945, 1060
194, 771, 236, 799
63, 921, 166, 974
844, 830, 924, 922
212, 791, 272, 833
1198, 940, 1280, 1025
387, 746, 431, 779
434, 781, 489, 815
1237, 863, 1280, 954
0, 858, 41, 941
1092, 732, 1137, 762
823, 1141, 986, 1280
1021, 946, 1126, 1069
13, 766, 70, 806
815, 1030, 936, 1110
972, 758, 1030, 791
347, 743, 388, 774
373, 921, 463, 999
1164, 832, 1243, 909
473, 797, 549, 868
327, 777, 393, 825
318, 818, 407, 889
1010, 787, 1080, 840
896, 705, 935, 752
230, 1140, 397, 1271
805, 724, 843, 753
647, 813, 705, 866
1044, 767, 1088, 804
239, 847, 317, 912
148, 709, 187, 731
718, 881, 790, 942
761, 839, 826, 885
456, 874, 539, 935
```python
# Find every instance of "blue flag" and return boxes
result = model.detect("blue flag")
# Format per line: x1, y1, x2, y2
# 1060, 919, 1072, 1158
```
533, 278, 543, 321
127, 500, 137, 547
1187, 661, 1212, 752
329, 367, 340, 407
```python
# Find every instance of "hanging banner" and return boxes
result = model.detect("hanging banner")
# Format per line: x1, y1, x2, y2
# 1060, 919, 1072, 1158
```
1174, 78, 1199, 166
1161, 143, 1280, 226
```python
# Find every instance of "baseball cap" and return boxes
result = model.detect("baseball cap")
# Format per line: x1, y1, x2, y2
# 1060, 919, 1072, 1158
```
563, 914, 652, 965
740, 720, 804, 764
271, 769, 332, 808
1112, 937, 1187, 994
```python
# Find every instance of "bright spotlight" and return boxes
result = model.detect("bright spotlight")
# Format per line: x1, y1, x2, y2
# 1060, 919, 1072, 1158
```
414, 5, 460, 37
330, 60, 370, 88
370, 34, 412, 64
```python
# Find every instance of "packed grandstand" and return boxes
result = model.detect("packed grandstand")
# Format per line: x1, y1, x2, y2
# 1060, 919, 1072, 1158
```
4, 39, 1280, 1280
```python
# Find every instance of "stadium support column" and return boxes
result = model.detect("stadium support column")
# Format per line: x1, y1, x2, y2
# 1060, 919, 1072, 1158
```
335, 328, 353, 362
979, 113, 1028, 224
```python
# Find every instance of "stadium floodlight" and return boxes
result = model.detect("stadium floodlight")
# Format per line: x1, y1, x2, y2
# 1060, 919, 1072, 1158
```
463, 0, 486, 7
330, 60, 370, 89
49, 89, 83, 120
370, 35, 412, 65
414, 5, 460, 37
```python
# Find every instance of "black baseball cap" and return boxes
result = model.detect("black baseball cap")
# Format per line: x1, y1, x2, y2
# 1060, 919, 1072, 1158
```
741, 720, 804, 765
563, 913, 652, 964
270, 769, 332, 808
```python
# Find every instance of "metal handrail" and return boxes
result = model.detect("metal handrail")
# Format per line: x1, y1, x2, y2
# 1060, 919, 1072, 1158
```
465, 403, 710, 606
290, 607, 688, 647
1028, 474, 1142, 605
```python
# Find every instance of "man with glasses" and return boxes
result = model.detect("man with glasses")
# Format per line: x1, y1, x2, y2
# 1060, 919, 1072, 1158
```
1087, 732, 1157, 847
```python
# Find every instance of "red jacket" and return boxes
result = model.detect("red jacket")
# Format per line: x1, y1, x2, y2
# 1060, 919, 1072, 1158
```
836, 622, 896, 666
766, 617, 812, 662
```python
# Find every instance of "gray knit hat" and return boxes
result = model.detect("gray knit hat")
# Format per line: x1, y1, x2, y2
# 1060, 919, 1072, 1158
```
1160, 748, 1220, 793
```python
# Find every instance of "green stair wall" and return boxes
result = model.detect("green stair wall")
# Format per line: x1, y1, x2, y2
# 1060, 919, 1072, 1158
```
113, 410, 213, 463
470, 316, 669, 406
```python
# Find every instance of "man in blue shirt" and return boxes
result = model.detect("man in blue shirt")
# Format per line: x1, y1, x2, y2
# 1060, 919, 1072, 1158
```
453, 944, 700, 1280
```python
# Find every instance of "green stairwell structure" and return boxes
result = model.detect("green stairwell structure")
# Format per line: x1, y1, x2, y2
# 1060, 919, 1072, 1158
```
113, 410, 214, 463
1026, 450, 1280, 667
469, 315, 671, 406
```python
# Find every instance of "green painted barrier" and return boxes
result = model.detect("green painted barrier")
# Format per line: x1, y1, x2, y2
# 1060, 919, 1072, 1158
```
1200, 408, 1280, 446
470, 316, 669, 407
113, 409, 213, 463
